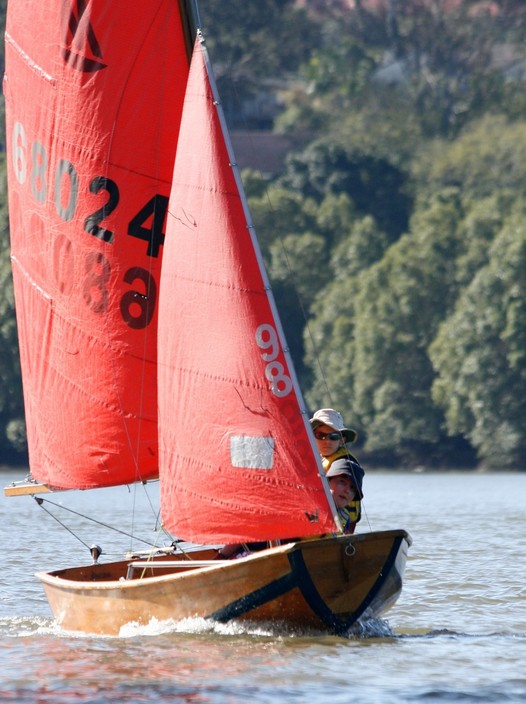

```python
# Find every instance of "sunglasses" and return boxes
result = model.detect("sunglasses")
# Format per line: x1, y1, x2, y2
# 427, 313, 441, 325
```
314, 431, 341, 441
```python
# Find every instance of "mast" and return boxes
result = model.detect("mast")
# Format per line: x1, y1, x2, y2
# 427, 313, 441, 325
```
178, 0, 201, 59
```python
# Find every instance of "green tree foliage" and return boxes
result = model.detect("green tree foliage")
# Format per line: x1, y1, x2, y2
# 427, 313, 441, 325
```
413, 115, 526, 201
0, 158, 26, 462
279, 0, 526, 141
198, 0, 319, 127
454, 192, 513, 289
269, 232, 331, 309
330, 215, 389, 276
247, 183, 318, 260
303, 218, 392, 429
279, 141, 411, 240
287, 35, 379, 116
430, 207, 526, 468
303, 272, 359, 419
254, 182, 393, 389
348, 194, 465, 463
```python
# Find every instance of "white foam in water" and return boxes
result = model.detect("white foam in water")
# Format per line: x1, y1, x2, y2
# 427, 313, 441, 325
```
118, 616, 287, 638
3, 612, 395, 640
1, 615, 66, 638
118, 616, 393, 639
118, 617, 180, 637
4, 614, 323, 639
118, 615, 354, 639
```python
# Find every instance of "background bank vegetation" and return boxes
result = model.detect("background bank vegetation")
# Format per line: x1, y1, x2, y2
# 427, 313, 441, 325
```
1, 0, 526, 470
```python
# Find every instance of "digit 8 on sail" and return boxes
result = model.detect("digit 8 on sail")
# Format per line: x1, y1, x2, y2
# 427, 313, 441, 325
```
11, 120, 162, 330
255, 323, 293, 397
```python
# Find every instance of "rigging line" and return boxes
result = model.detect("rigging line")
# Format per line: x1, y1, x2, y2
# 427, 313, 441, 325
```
190, 0, 202, 33
154, 508, 176, 542
34, 497, 159, 548
34, 497, 91, 551
136, 520, 172, 578
134, 520, 196, 577
128, 480, 175, 552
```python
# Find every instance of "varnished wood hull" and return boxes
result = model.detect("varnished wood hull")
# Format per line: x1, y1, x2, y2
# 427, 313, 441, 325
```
36, 530, 411, 636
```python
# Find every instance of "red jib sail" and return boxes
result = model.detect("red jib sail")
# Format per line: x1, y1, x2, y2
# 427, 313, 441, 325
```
4, 2, 193, 488
157, 38, 338, 543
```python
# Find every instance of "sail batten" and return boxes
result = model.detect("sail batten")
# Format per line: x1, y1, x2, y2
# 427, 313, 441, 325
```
158, 37, 338, 544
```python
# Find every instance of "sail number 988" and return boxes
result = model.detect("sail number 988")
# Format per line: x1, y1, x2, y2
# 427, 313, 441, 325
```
256, 324, 292, 398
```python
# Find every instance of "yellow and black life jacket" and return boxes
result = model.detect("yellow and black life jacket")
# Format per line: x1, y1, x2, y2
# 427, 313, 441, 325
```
322, 447, 363, 524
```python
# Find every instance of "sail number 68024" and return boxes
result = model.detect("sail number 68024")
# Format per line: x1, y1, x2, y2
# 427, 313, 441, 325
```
255, 324, 293, 398
11, 121, 168, 257
10, 120, 168, 329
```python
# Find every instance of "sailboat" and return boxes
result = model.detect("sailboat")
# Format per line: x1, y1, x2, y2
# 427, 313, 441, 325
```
3, 0, 411, 636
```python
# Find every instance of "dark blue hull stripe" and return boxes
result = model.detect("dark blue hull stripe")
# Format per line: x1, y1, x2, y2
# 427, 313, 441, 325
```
207, 536, 404, 634
208, 571, 297, 623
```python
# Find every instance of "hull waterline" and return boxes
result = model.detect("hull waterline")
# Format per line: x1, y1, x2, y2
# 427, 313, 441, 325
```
36, 530, 411, 636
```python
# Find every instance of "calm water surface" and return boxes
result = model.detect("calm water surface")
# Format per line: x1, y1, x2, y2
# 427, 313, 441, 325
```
1, 468, 525, 703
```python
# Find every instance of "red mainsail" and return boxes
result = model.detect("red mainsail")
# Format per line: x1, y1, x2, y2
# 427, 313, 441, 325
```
158, 38, 338, 543
4, 2, 193, 488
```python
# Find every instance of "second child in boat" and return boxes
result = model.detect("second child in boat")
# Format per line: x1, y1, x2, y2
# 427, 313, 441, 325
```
326, 458, 364, 535
310, 408, 365, 531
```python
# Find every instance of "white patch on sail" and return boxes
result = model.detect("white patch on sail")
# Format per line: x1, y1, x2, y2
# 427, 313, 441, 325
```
230, 436, 275, 469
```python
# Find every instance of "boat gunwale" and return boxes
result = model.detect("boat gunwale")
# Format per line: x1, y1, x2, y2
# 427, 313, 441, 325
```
35, 530, 412, 591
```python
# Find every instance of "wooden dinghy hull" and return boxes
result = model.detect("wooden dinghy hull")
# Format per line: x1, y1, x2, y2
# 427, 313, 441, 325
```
36, 530, 411, 636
